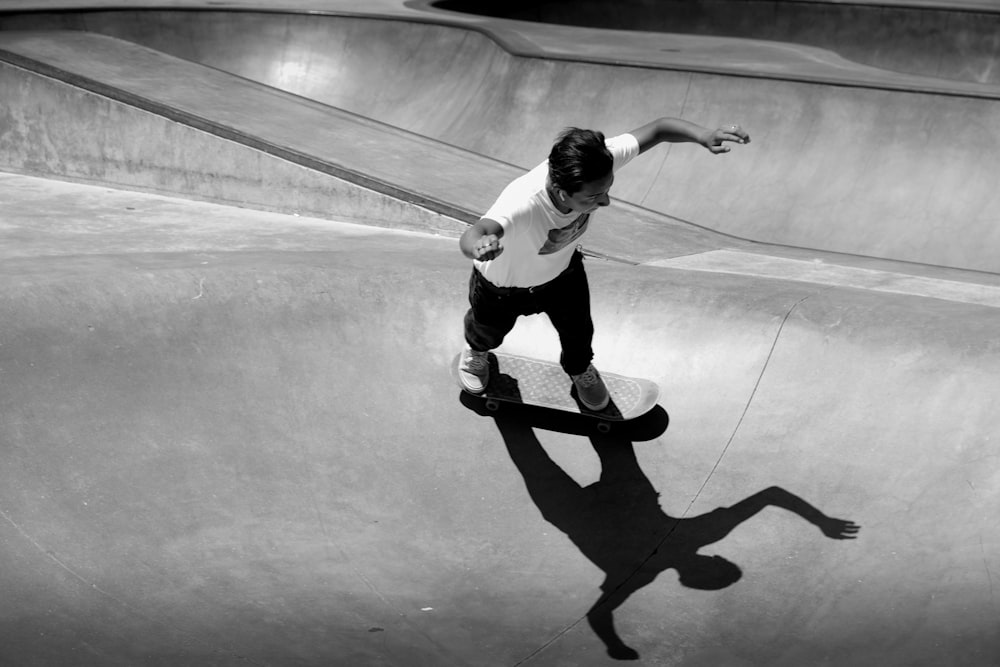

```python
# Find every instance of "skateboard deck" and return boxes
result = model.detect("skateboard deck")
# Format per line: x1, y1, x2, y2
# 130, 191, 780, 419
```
452, 351, 659, 431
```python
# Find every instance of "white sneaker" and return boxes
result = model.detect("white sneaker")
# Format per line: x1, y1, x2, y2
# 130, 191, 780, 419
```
571, 364, 610, 411
459, 346, 490, 394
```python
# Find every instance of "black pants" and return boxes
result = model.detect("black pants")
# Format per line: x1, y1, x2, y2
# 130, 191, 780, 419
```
464, 251, 594, 376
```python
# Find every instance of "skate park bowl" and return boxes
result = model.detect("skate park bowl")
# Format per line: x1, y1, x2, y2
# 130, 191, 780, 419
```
1, 1, 1000, 665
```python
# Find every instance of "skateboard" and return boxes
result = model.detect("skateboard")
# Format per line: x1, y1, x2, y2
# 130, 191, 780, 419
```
452, 351, 660, 433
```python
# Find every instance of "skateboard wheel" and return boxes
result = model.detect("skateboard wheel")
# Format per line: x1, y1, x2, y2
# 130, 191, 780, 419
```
485, 399, 500, 412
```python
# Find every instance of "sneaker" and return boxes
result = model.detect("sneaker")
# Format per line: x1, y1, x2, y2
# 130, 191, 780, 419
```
459, 346, 490, 394
571, 364, 610, 411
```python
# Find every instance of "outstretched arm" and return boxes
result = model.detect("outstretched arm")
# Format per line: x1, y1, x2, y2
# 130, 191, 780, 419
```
629, 117, 750, 155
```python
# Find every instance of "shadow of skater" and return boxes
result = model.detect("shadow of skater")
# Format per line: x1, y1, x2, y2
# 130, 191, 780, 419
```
485, 408, 860, 661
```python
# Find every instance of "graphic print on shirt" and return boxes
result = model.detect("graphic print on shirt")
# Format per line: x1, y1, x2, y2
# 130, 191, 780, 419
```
538, 213, 590, 255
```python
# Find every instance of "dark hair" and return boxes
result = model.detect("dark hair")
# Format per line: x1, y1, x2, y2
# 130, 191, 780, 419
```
548, 127, 613, 195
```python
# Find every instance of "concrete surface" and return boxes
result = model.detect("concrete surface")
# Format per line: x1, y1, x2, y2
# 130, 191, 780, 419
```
0, 2, 999, 666
2, 7, 1000, 273
3, 174, 1000, 666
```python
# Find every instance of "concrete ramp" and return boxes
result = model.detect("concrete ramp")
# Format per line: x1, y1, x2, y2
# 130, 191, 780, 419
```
3, 8, 999, 271
1, 175, 999, 665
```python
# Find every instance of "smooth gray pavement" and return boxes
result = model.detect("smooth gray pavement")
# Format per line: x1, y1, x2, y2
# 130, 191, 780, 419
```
4, 174, 999, 666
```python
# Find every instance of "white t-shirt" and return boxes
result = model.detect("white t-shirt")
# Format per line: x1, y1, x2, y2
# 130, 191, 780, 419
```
474, 133, 640, 287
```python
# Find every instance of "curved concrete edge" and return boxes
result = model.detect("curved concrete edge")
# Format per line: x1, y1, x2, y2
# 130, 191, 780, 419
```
411, 6, 1000, 100
1, 181, 999, 663
429, 0, 1000, 88
0, 57, 466, 237
1, 0, 999, 99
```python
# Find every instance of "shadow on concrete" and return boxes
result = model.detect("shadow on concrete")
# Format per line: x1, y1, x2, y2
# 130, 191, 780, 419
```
459, 392, 860, 660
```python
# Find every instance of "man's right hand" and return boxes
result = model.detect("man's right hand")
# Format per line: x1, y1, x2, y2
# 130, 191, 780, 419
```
460, 218, 505, 260
473, 234, 504, 261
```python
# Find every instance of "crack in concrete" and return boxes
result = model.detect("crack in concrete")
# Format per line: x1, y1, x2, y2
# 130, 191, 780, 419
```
682, 294, 812, 517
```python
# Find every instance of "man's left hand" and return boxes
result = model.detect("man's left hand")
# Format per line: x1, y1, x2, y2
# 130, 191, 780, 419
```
704, 125, 751, 154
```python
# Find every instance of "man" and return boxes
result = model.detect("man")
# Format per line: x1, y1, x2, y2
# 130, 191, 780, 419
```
459, 117, 750, 409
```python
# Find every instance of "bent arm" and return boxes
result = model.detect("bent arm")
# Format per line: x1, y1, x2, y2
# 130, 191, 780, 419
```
459, 218, 505, 260
629, 117, 750, 155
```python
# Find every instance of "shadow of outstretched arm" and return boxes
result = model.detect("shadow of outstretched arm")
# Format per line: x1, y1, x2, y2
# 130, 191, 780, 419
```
725, 486, 861, 540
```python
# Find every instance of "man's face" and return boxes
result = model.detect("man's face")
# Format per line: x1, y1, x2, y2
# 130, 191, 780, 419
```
562, 172, 614, 214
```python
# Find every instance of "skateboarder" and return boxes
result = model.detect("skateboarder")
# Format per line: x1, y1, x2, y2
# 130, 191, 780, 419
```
458, 117, 750, 409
